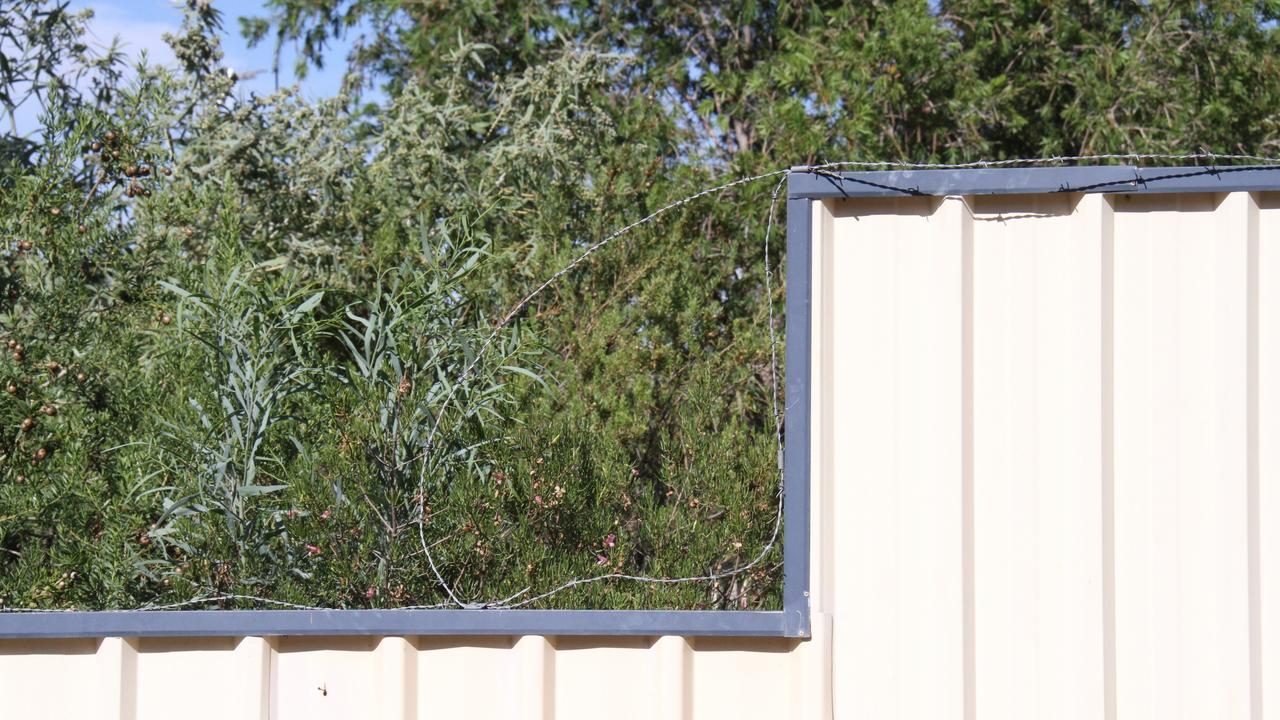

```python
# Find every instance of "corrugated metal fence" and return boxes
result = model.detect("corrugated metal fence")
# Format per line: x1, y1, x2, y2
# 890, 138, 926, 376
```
2, 176, 1277, 719
816, 188, 1278, 719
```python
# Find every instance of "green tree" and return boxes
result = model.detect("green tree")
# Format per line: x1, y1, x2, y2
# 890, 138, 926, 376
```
246, 0, 1280, 162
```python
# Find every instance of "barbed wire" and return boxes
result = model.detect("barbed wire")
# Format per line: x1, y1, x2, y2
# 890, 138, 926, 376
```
5, 152, 1279, 617
798, 151, 1280, 171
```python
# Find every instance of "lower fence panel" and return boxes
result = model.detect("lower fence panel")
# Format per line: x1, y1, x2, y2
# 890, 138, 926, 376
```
0, 630, 824, 720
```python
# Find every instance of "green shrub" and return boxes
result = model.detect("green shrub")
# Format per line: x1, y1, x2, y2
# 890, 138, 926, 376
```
0, 5, 783, 610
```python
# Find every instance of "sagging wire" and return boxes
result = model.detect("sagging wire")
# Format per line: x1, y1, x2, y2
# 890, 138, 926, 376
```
491, 173, 791, 610
410, 151, 1280, 610
411, 167, 791, 608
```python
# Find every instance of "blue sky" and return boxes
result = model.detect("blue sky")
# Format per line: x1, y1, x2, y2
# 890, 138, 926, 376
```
67, 0, 354, 98
9, 0, 358, 135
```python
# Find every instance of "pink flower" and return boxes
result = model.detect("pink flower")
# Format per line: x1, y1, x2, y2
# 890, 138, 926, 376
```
285, 509, 299, 519
320, 509, 331, 520
604, 533, 616, 548
596, 554, 608, 566
365, 586, 376, 599
533, 495, 543, 505
305, 544, 322, 556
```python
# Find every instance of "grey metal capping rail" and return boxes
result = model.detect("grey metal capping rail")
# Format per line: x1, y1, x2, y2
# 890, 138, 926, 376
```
0, 609, 794, 639
781, 194, 813, 638
785, 164, 1280, 199
7, 164, 1275, 640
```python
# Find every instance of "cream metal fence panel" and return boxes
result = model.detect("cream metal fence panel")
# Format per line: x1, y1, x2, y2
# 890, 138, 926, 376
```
0, 632, 831, 719
814, 184, 1279, 720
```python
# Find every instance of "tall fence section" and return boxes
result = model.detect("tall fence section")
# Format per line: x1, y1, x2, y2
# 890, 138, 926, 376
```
2, 164, 1279, 719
